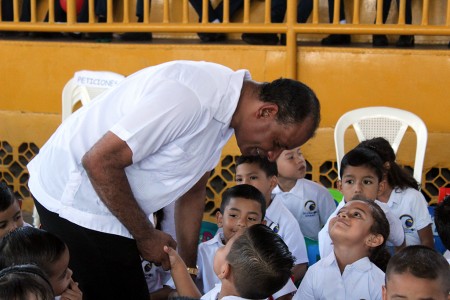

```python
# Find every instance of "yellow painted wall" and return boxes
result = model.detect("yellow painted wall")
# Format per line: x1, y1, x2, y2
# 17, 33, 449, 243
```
0, 39, 449, 214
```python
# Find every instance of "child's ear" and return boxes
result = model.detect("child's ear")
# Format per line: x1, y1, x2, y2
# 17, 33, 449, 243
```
216, 211, 224, 228
269, 175, 278, 191
365, 233, 384, 248
216, 262, 231, 280
377, 180, 387, 198
381, 285, 387, 300
337, 179, 342, 192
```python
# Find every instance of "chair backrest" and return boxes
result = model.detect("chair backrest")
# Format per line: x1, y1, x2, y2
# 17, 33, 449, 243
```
334, 106, 428, 184
61, 70, 125, 121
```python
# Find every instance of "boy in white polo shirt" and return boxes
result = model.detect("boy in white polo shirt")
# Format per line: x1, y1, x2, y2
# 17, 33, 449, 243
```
235, 155, 309, 283
273, 148, 336, 241
196, 184, 297, 299
167, 224, 295, 300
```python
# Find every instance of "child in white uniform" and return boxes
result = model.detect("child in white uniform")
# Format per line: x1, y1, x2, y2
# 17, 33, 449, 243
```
434, 195, 450, 264
167, 224, 295, 300
358, 137, 434, 248
382, 245, 450, 300
297, 199, 390, 300
196, 185, 297, 299
235, 155, 309, 283
0, 182, 32, 240
274, 148, 336, 240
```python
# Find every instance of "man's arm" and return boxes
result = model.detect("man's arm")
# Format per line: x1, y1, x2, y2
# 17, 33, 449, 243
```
82, 131, 176, 269
175, 172, 210, 268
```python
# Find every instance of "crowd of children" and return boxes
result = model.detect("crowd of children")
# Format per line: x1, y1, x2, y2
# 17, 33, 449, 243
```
0, 136, 449, 300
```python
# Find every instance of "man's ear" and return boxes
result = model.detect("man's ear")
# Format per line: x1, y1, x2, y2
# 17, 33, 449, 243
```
216, 211, 224, 228
217, 262, 231, 280
257, 104, 278, 119
365, 233, 384, 248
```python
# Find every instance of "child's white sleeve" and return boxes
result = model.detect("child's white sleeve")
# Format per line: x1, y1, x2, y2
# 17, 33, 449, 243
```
375, 200, 405, 246
294, 268, 315, 300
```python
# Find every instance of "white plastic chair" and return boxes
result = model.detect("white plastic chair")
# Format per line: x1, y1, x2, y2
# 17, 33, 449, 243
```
334, 106, 428, 184
61, 70, 125, 121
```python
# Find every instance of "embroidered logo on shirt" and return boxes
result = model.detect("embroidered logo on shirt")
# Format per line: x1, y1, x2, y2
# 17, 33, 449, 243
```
400, 214, 415, 232
303, 200, 318, 217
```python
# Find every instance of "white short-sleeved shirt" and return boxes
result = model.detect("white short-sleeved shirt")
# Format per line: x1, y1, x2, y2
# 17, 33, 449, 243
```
444, 250, 450, 264
295, 252, 384, 300
267, 195, 309, 265
273, 179, 336, 240
318, 198, 405, 258
196, 230, 297, 299
201, 284, 250, 300
387, 187, 432, 246
27, 60, 250, 238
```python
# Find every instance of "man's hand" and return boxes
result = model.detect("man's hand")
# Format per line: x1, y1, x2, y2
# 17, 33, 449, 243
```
137, 230, 177, 270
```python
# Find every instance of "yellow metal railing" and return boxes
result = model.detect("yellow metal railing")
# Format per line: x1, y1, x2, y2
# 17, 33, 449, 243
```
1, 0, 450, 78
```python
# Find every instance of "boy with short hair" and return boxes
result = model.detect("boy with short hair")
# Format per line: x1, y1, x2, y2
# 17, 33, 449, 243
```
166, 224, 295, 300
195, 184, 297, 299
195, 184, 265, 293
235, 155, 309, 283
382, 245, 450, 300
274, 148, 336, 240
318, 147, 405, 258
434, 195, 450, 263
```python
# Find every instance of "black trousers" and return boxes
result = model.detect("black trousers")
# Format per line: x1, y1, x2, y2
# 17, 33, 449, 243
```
34, 200, 149, 300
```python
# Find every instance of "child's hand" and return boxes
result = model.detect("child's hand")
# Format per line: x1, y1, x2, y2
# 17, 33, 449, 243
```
163, 245, 186, 271
60, 279, 83, 300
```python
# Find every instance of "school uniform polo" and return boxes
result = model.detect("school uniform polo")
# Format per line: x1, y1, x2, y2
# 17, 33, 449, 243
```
318, 198, 405, 258
201, 284, 249, 300
27, 60, 250, 238
295, 252, 384, 300
387, 187, 432, 246
196, 230, 297, 299
266, 194, 309, 265
273, 179, 336, 240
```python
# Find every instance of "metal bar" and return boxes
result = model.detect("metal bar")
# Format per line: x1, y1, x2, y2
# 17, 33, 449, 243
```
264, 0, 271, 24
243, 0, 250, 24
89, 0, 95, 23
107, 0, 113, 23
333, 0, 340, 24
286, 0, 297, 79
144, 0, 149, 23
30, 0, 36, 23
353, 0, 360, 24
376, 0, 383, 25
398, 0, 406, 25
123, 0, 129, 23
312, 0, 319, 24
201, 0, 208, 24
163, 0, 169, 23
66, 0, 76, 24
223, 0, 229, 23
182, 0, 189, 23
422, 0, 429, 26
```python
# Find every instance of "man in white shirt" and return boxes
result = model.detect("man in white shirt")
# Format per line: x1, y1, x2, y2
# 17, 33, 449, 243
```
27, 60, 321, 299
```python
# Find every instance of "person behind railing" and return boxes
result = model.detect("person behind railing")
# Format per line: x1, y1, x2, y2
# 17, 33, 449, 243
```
241, 0, 314, 45
188, 0, 244, 42
70, 0, 112, 41
118, 0, 153, 41
372, 0, 414, 47
320, 0, 351, 46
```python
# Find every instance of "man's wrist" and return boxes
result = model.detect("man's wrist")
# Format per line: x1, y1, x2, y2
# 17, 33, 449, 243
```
186, 267, 198, 276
